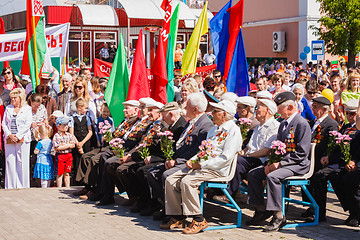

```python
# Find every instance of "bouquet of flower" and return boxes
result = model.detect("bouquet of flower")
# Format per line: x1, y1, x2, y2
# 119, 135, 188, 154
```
157, 131, 175, 161
99, 120, 113, 142
327, 131, 340, 155
191, 140, 216, 164
136, 143, 150, 159
335, 133, 352, 165
236, 118, 252, 141
268, 140, 287, 164
109, 138, 125, 158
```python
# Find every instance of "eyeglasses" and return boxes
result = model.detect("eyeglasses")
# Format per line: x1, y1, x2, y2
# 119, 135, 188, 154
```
4, 71, 11, 75
346, 112, 356, 116
214, 75, 221, 78
74, 85, 83, 90
307, 91, 317, 95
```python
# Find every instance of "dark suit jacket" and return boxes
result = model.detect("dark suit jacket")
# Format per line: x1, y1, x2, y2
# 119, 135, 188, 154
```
174, 113, 214, 164
278, 113, 312, 175
144, 116, 188, 164
310, 115, 339, 171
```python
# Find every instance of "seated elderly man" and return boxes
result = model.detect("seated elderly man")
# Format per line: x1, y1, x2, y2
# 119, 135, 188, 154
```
235, 96, 259, 147
95, 99, 164, 205
247, 91, 311, 232
161, 100, 241, 234
147, 93, 214, 220
214, 98, 280, 204
329, 99, 360, 227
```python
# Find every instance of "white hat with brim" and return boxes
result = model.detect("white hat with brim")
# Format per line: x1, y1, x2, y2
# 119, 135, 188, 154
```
235, 96, 257, 108
344, 99, 359, 112
50, 110, 64, 118
123, 100, 140, 107
209, 100, 236, 116
139, 97, 163, 109
257, 98, 278, 115
256, 91, 273, 100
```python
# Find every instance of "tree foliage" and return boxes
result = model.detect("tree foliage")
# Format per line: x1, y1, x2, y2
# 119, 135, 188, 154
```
311, 0, 360, 67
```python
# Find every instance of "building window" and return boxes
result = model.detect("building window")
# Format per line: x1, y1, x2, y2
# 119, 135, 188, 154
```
68, 31, 92, 68
94, 32, 117, 63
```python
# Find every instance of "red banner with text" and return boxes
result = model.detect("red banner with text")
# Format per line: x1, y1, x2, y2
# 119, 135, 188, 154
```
94, 58, 113, 77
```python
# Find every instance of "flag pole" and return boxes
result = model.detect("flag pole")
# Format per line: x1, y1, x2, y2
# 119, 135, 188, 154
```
31, 15, 39, 87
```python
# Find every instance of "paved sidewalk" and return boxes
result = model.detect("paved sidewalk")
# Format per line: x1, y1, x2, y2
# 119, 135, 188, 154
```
0, 187, 359, 240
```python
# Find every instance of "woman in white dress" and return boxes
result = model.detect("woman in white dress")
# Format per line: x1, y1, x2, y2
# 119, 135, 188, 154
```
2, 88, 32, 189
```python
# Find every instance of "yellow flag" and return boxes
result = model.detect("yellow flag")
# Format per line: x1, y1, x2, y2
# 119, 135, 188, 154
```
181, 1, 208, 75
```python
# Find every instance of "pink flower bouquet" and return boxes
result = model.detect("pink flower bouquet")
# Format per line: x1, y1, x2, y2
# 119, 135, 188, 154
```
236, 118, 253, 141
109, 138, 125, 158
99, 120, 113, 142
136, 143, 150, 159
191, 139, 216, 163
157, 131, 175, 161
268, 140, 287, 164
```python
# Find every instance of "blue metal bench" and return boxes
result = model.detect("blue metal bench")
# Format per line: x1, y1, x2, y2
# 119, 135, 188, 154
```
199, 154, 242, 230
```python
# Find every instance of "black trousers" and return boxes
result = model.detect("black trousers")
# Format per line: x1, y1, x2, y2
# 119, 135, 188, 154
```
329, 169, 360, 217
228, 156, 263, 196
306, 166, 340, 216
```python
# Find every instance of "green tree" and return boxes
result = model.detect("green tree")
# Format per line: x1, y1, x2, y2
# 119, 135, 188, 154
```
311, 0, 360, 68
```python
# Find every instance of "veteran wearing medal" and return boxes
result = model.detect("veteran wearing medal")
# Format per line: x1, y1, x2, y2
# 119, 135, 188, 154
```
301, 96, 339, 222
147, 93, 214, 220
247, 91, 311, 232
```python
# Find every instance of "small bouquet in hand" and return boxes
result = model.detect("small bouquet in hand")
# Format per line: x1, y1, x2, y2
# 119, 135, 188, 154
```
99, 120, 113, 142
109, 138, 125, 158
136, 143, 150, 159
236, 118, 252, 141
268, 140, 287, 164
157, 131, 175, 161
335, 133, 352, 165
191, 140, 216, 164
327, 131, 340, 155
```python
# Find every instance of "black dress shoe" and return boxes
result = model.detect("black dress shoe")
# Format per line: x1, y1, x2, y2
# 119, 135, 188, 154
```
263, 216, 287, 232
89, 193, 104, 202
305, 214, 326, 222
130, 201, 147, 213
346, 218, 359, 227
246, 210, 273, 226
140, 202, 162, 216
153, 209, 165, 221
96, 196, 115, 206
122, 197, 139, 206
300, 208, 314, 218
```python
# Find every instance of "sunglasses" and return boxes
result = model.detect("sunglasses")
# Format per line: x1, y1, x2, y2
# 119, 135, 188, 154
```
346, 112, 356, 116
3, 71, 11, 75
307, 91, 317, 95
74, 85, 83, 90
214, 75, 221, 78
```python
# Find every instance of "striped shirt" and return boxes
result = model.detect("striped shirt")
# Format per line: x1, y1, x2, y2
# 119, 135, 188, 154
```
53, 132, 75, 154
10, 115, 18, 134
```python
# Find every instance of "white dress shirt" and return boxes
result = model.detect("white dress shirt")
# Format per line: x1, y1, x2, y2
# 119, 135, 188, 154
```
247, 116, 280, 163
197, 120, 242, 176
175, 114, 202, 149
312, 114, 328, 132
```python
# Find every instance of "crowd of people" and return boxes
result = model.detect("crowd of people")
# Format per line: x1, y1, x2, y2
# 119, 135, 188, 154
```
0, 58, 360, 234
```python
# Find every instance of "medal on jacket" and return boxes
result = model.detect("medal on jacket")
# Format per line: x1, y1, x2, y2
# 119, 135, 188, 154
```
285, 127, 296, 152
186, 125, 194, 145
345, 127, 356, 136
216, 131, 228, 144
313, 125, 323, 144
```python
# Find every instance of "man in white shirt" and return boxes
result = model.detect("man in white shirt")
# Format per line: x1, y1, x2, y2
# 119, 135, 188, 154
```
161, 100, 241, 234
213, 98, 279, 204
203, 50, 216, 66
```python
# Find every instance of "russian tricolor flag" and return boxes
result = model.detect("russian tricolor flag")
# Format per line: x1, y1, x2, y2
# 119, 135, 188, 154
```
210, 0, 250, 96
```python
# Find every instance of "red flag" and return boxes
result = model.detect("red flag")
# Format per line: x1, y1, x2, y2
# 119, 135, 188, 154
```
151, 34, 168, 104
94, 58, 113, 77
159, 0, 173, 57
223, 0, 244, 79
0, 17, 10, 68
127, 29, 150, 100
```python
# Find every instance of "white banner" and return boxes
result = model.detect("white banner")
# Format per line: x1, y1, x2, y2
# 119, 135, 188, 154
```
0, 22, 70, 62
